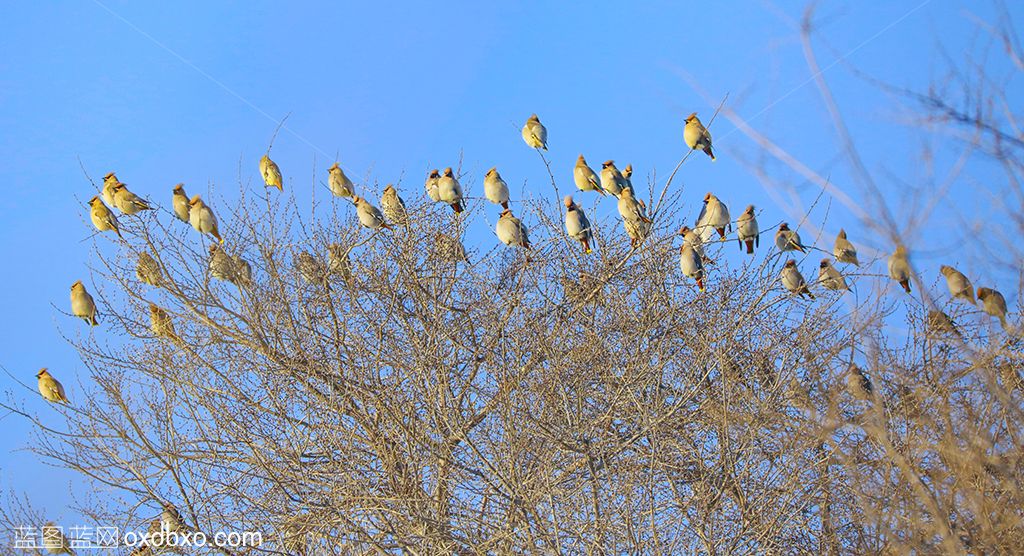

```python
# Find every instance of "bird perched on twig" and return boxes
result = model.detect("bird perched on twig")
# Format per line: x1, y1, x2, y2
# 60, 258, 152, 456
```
888, 245, 912, 294
136, 252, 162, 287
846, 365, 873, 401
781, 260, 815, 299
679, 237, 705, 291
564, 196, 593, 254
102, 172, 121, 207
737, 205, 759, 254
775, 223, 806, 253
260, 154, 283, 190
696, 192, 730, 241
600, 160, 627, 198
484, 167, 510, 209
437, 167, 465, 213
977, 287, 1011, 331
381, 184, 407, 225
36, 369, 69, 404
684, 112, 715, 161
353, 196, 390, 229
833, 229, 860, 265
927, 310, 961, 337
328, 162, 355, 198
496, 209, 530, 249
70, 280, 98, 326
424, 169, 441, 202
188, 195, 224, 244
112, 183, 153, 214
521, 114, 548, 150
88, 196, 123, 239
573, 155, 605, 196
818, 259, 849, 292
171, 183, 190, 222
149, 303, 180, 344
940, 265, 975, 304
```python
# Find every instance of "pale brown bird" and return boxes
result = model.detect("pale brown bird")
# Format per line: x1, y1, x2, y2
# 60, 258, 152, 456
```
939, 265, 975, 304
136, 252, 162, 286
102, 172, 121, 207
232, 254, 252, 287
679, 239, 705, 291
496, 209, 530, 249
171, 183, 190, 222
846, 365, 873, 401
432, 233, 469, 263
573, 155, 605, 195
564, 195, 593, 254
888, 245, 912, 294
381, 184, 408, 224
600, 160, 627, 197
70, 280, 98, 326
484, 167, 510, 209
977, 287, 1010, 331
684, 112, 715, 160
112, 183, 154, 214
41, 522, 76, 554
833, 229, 860, 265
625, 198, 652, 247
188, 195, 224, 243
36, 369, 69, 404
437, 167, 465, 213
774, 223, 806, 253
679, 225, 713, 265
622, 164, 634, 191
328, 243, 355, 281
927, 310, 960, 337
353, 196, 390, 229
208, 244, 236, 281
260, 154, 283, 190
149, 303, 180, 343
88, 196, 123, 239
737, 205, 759, 254
425, 169, 441, 202
328, 162, 355, 198
781, 260, 815, 299
521, 114, 548, 150
818, 259, 849, 291
696, 192, 730, 241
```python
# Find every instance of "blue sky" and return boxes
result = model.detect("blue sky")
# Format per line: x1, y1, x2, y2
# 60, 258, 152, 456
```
1, 0, 1019, 522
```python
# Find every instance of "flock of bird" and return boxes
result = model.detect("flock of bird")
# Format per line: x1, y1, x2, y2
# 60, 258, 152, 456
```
36, 112, 1016, 408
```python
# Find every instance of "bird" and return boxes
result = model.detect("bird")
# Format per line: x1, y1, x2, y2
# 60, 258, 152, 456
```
296, 251, 327, 286
36, 369, 69, 404
353, 196, 389, 229
161, 503, 187, 533
232, 254, 252, 287
622, 164, 634, 191
188, 195, 224, 244
328, 162, 355, 198
774, 223, 806, 253
846, 365, 873, 401
112, 183, 154, 214
781, 260, 815, 299
833, 229, 860, 265
927, 310, 961, 337
818, 259, 849, 291
437, 167, 465, 213
564, 196, 593, 254
939, 265, 975, 304
328, 243, 355, 281
424, 169, 441, 202
88, 196, 123, 239
496, 209, 530, 249
573, 155, 605, 196
521, 114, 548, 150
208, 244, 237, 281
433, 233, 469, 263
737, 205, 759, 254
625, 199, 652, 247
696, 192, 730, 241
149, 303, 180, 343
41, 522, 76, 555
679, 225, 713, 265
888, 245, 912, 294
684, 112, 716, 160
70, 280, 98, 326
600, 160, 627, 198
977, 287, 1010, 331
381, 184, 408, 225
260, 154, 283, 190
101, 172, 121, 207
171, 184, 190, 222
136, 252, 162, 287
484, 167, 510, 209
679, 239, 705, 292
617, 187, 652, 239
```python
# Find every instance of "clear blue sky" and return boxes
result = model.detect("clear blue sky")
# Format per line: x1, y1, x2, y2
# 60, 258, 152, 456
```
1, 1, 1018, 521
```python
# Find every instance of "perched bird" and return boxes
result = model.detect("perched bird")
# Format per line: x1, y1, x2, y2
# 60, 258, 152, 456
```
425, 169, 441, 202
780, 260, 815, 299
679, 239, 705, 291
496, 209, 530, 249
774, 223, 806, 253
208, 244, 237, 281
846, 365, 873, 401
818, 259, 849, 291
679, 225, 712, 265
188, 195, 224, 244
939, 265, 975, 304
696, 192, 730, 241
149, 303, 180, 343
977, 287, 1010, 331
36, 369, 69, 404
432, 233, 469, 263
684, 112, 715, 160
353, 196, 389, 229
563, 196, 593, 254
328, 162, 355, 198
927, 310, 961, 337
260, 154, 283, 190
521, 113, 548, 150
70, 280, 98, 326
296, 251, 327, 286
600, 160, 627, 198
618, 187, 652, 245
484, 167, 510, 209
232, 254, 252, 287
381, 184, 408, 224
888, 245, 912, 294
161, 503, 187, 533
135, 252, 162, 287
88, 196, 123, 239
171, 183, 190, 222
328, 243, 355, 280
112, 183, 153, 214
833, 229, 860, 265
102, 172, 121, 207
622, 164, 634, 191
437, 167, 465, 213
41, 522, 76, 555
573, 155, 605, 196
736, 205, 759, 254
625, 198, 652, 247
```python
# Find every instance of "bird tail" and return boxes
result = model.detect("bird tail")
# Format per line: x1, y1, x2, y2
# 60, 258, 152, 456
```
704, 145, 716, 160
583, 239, 592, 254
501, 201, 509, 210
697, 277, 705, 292
802, 287, 816, 300
716, 228, 726, 239
900, 279, 912, 293
452, 203, 463, 214
745, 239, 754, 254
